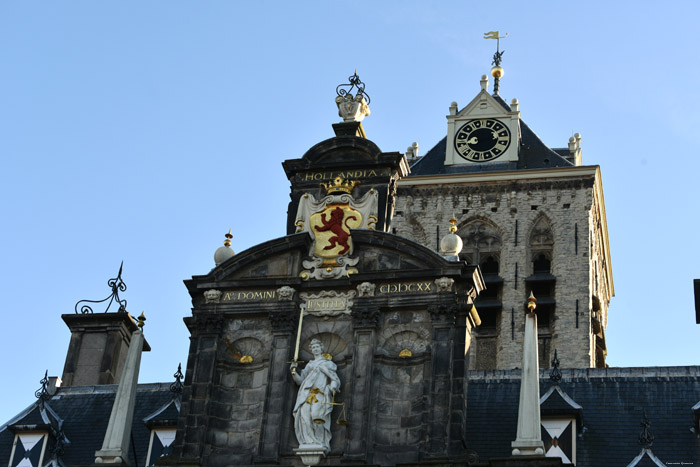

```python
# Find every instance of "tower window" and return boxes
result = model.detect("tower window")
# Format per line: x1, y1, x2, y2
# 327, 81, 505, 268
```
480, 256, 500, 275
533, 254, 551, 274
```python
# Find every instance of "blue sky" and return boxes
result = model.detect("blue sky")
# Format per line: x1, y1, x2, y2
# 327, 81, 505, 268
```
1, 2, 699, 423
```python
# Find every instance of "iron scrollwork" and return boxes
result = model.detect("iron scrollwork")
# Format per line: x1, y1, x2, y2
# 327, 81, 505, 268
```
170, 363, 184, 395
74, 262, 128, 314
35, 370, 51, 403
336, 71, 371, 104
549, 349, 562, 384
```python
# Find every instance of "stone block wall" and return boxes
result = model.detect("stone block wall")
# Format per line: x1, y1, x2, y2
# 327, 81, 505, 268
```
394, 174, 608, 370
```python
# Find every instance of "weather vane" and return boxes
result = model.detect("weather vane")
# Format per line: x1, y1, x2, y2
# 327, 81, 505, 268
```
484, 31, 508, 95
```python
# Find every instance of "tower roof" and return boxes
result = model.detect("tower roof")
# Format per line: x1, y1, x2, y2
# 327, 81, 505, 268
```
410, 96, 574, 176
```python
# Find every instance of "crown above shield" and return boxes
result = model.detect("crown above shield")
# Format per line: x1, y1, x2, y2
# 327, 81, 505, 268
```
321, 176, 360, 195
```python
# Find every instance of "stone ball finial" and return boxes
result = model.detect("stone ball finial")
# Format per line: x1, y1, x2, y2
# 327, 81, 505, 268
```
214, 229, 235, 266
440, 217, 463, 258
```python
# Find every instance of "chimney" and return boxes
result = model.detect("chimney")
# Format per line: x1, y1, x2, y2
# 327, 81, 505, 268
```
61, 313, 150, 386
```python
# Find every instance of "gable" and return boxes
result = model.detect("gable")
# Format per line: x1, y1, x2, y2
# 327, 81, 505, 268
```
196, 230, 472, 285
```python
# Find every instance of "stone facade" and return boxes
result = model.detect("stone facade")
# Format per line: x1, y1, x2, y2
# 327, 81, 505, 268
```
166, 128, 485, 466
168, 232, 482, 466
393, 169, 613, 370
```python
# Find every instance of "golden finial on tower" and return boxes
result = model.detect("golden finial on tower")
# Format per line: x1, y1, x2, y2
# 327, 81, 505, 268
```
527, 291, 537, 313
224, 229, 233, 247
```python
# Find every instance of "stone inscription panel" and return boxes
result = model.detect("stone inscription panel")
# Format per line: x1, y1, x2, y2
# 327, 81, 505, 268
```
221, 290, 277, 302
295, 168, 389, 183
377, 281, 434, 294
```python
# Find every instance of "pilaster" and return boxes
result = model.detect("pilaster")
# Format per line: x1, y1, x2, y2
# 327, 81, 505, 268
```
342, 301, 380, 462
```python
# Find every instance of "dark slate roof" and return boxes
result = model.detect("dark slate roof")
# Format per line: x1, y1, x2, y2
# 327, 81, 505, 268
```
409, 96, 574, 176
0, 383, 176, 467
143, 398, 181, 427
466, 366, 700, 467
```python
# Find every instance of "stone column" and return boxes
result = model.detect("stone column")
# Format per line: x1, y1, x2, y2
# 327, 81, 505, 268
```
342, 302, 380, 462
94, 329, 145, 464
511, 299, 545, 456
426, 302, 457, 458
256, 303, 297, 462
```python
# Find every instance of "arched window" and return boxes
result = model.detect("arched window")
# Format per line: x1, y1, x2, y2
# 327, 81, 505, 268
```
458, 219, 502, 265
533, 253, 551, 274
527, 216, 556, 368
459, 219, 503, 371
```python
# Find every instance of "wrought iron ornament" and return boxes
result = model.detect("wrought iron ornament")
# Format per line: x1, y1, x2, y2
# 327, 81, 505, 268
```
549, 349, 562, 384
336, 70, 371, 104
170, 363, 184, 394
492, 50, 504, 67
638, 410, 654, 447
35, 370, 51, 402
74, 262, 128, 314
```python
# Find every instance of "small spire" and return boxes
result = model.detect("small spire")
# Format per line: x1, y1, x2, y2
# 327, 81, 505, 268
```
224, 229, 233, 247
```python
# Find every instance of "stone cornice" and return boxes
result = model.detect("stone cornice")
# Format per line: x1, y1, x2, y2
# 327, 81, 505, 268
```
397, 177, 595, 197
398, 165, 600, 187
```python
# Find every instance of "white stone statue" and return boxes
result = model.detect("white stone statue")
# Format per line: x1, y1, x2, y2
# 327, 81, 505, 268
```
290, 338, 341, 453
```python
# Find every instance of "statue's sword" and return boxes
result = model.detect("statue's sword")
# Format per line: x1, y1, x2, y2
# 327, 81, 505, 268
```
291, 303, 306, 376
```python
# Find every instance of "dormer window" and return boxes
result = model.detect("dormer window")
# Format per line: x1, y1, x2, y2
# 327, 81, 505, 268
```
9, 432, 48, 467
541, 418, 576, 464
144, 364, 183, 466
145, 428, 177, 466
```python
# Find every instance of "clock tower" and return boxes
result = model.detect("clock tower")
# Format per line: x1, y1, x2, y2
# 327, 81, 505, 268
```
394, 63, 613, 372
445, 74, 521, 166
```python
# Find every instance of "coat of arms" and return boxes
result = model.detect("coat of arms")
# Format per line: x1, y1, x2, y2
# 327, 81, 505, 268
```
295, 176, 377, 280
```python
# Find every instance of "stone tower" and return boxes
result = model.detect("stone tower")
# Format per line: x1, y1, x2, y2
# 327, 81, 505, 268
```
392, 73, 613, 370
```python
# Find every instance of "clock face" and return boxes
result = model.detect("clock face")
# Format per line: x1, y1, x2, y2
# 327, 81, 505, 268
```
454, 118, 512, 162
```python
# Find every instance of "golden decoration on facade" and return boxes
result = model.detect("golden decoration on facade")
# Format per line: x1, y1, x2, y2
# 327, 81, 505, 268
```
321, 176, 360, 195
527, 291, 537, 313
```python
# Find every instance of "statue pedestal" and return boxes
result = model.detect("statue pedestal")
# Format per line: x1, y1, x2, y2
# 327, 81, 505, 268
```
294, 444, 328, 466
